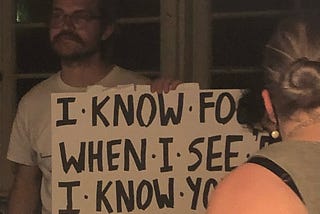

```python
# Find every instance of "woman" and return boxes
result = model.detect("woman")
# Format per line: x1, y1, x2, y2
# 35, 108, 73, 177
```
207, 15, 320, 214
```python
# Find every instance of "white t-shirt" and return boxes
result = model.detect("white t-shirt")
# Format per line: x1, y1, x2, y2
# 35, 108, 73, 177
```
7, 66, 151, 214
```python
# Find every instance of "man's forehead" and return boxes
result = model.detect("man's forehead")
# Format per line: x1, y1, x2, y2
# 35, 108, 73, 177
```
52, 0, 99, 12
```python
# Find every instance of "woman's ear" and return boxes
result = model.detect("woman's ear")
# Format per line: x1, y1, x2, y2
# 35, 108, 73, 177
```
101, 24, 114, 41
261, 89, 277, 123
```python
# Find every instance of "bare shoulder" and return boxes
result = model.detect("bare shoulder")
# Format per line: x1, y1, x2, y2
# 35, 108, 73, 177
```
206, 163, 307, 214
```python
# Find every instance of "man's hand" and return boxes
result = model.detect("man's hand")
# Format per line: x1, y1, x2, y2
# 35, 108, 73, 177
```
151, 77, 182, 94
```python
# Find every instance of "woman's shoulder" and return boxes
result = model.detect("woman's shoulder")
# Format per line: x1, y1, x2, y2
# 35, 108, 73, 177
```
206, 163, 307, 214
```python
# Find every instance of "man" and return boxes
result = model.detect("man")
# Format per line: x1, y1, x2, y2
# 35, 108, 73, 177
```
7, 0, 179, 213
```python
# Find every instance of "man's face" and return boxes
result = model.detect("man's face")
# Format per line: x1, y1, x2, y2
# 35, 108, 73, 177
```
49, 0, 107, 60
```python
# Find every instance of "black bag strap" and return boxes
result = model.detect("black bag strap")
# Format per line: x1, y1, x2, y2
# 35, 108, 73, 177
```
248, 156, 304, 202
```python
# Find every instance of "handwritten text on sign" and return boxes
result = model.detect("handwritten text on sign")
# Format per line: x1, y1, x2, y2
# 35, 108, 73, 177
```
51, 84, 274, 214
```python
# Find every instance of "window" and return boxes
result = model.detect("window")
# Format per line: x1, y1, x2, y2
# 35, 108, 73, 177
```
210, 0, 320, 89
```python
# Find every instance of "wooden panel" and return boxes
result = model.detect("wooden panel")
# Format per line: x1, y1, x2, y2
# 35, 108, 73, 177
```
0, 0, 16, 197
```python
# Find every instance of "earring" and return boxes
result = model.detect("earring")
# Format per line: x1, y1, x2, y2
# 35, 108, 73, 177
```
270, 130, 280, 139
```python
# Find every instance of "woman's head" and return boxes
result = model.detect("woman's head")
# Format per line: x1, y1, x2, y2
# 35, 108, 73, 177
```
264, 15, 320, 117
237, 15, 320, 133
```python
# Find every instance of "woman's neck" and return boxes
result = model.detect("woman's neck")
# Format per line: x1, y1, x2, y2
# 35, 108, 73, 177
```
285, 123, 320, 142
281, 111, 320, 142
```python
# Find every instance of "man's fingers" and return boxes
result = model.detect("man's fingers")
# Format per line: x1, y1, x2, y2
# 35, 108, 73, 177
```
169, 80, 182, 90
151, 78, 182, 94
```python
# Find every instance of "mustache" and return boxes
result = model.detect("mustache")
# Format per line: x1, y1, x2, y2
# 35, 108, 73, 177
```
52, 31, 85, 45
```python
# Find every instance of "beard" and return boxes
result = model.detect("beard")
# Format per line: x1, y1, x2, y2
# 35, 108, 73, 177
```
51, 31, 100, 61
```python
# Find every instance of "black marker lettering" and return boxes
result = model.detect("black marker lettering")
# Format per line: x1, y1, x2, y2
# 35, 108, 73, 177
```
88, 140, 103, 172
159, 137, 173, 172
58, 181, 80, 214
116, 180, 134, 212
56, 97, 77, 127
153, 178, 174, 209
158, 93, 184, 125
199, 92, 215, 123
96, 180, 113, 212
59, 142, 85, 173
114, 94, 134, 126
186, 177, 201, 210
124, 139, 146, 171
225, 135, 243, 171
107, 139, 121, 171
136, 94, 157, 127
188, 137, 204, 171
137, 180, 153, 210
215, 92, 236, 125
92, 96, 110, 127
207, 135, 222, 171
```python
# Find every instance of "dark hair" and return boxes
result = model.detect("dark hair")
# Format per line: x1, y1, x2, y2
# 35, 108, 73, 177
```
237, 86, 265, 129
237, 14, 320, 128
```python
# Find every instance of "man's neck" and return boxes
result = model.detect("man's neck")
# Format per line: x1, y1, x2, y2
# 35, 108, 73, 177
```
60, 53, 113, 87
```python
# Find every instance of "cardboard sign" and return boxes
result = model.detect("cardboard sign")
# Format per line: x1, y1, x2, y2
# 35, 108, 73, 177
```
52, 84, 273, 213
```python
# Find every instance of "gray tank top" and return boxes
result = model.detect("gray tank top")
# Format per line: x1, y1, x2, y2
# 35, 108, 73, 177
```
251, 141, 320, 214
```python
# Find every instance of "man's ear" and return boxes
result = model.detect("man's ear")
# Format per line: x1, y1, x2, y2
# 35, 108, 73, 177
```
101, 24, 114, 41
261, 89, 277, 123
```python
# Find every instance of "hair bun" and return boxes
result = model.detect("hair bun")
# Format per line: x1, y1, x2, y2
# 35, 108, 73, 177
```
281, 57, 320, 108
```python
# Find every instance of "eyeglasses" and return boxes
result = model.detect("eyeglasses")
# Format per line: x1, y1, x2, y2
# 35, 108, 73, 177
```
50, 11, 101, 28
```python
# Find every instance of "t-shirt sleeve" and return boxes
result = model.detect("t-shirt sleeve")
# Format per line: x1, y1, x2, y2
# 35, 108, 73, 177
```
7, 99, 37, 166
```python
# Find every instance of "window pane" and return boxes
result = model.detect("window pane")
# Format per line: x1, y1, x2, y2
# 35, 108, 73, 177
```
16, 27, 60, 73
113, 23, 160, 71
212, 0, 294, 12
211, 16, 286, 67
211, 70, 263, 89
17, 78, 46, 102
118, 0, 160, 18
16, 0, 160, 21
16, 0, 51, 23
